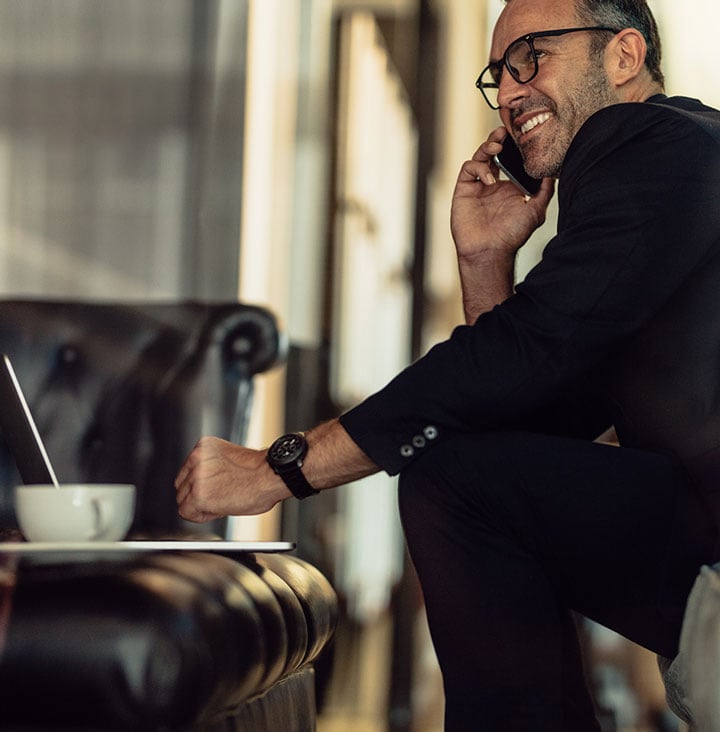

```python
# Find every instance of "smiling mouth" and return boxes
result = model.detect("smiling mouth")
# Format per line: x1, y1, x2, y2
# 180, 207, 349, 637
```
519, 112, 552, 136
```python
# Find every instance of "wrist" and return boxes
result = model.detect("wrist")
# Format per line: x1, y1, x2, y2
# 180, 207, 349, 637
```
457, 247, 517, 266
457, 248, 517, 324
266, 433, 319, 500
262, 458, 294, 500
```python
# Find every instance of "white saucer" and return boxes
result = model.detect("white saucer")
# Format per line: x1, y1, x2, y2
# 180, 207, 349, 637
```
0, 540, 295, 564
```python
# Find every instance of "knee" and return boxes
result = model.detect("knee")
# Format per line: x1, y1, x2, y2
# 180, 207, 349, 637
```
398, 431, 511, 498
397, 431, 529, 542
397, 434, 491, 541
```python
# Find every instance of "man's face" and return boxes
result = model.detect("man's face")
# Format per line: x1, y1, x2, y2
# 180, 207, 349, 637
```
491, 0, 618, 178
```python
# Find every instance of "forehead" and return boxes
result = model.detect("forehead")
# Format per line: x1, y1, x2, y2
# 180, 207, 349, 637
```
491, 0, 580, 59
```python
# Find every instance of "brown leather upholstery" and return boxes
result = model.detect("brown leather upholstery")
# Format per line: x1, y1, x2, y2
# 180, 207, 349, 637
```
0, 299, 337, 731
0, 552, 337, 731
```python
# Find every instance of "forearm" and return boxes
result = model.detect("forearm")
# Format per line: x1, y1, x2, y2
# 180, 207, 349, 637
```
175, 418, 379, 522
458, 248, 517, 324
303, 418, 379, 489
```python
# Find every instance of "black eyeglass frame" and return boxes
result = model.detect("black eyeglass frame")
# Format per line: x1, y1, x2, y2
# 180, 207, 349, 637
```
476, 26, 620, 109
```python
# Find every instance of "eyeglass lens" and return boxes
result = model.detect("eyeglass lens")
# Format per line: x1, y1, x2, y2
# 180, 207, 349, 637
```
481, 38, 536, 108
506, 38, 538, 83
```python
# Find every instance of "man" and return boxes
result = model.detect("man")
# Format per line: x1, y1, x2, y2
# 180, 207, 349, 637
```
175, 0, 720, 728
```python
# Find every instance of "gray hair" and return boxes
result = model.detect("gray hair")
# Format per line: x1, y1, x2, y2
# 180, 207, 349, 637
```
575, 0, 664, 87
503, 0, 665, 87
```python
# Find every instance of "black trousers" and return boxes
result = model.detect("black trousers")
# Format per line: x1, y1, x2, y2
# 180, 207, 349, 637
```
398, 431, 718, 731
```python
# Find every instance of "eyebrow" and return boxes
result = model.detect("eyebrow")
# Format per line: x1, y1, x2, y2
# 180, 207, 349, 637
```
488, 59, 504, 74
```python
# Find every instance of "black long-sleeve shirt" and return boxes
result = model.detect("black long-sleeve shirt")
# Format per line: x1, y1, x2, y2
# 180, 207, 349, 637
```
340, 95, 720, 482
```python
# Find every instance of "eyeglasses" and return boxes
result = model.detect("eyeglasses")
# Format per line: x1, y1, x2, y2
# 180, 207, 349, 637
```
476, 26, 620, 109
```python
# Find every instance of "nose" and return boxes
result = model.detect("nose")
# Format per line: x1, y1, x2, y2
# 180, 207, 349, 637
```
497, 71, 530, 109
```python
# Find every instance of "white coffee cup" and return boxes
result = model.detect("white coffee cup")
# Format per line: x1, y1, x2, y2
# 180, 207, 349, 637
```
15, 484, 136, 542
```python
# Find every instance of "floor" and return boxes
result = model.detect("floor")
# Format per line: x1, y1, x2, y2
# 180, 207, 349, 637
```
316, 610, 684, 732
317, 609, 443, 732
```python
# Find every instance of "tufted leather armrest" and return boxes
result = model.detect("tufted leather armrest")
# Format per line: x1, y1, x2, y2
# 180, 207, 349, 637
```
0, 551, 337, 731
0, 299, 285, 537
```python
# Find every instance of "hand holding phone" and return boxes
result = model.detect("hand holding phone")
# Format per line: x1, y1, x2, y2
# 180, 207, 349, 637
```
492, 136, 542, 197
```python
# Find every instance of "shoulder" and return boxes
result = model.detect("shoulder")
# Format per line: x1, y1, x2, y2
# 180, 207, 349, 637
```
577, 95, 720, 145
561, 96, 720, 194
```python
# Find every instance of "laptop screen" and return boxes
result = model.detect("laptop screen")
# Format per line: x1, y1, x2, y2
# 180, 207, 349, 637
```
0, 355, 58, 486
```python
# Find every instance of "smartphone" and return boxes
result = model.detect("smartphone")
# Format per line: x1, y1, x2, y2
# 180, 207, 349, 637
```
493, 137, 542, 197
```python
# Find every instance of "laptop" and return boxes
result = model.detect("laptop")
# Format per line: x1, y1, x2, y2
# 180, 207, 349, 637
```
0, 354, 294, 553
0, 355, 59, 487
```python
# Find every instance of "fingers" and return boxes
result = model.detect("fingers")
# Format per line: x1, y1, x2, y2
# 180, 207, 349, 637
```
174, 437, 213, 519
174, 437, 284, 522
474, 125, 508, 162
174, 464, 189, 493
457, 126, 509, 186
173, 443, 199, 499
175, 471, 195, 519
174, 437, 256, 523
176, 473, 217, 523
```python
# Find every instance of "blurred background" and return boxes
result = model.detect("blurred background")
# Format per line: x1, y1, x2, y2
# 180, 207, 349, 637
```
0, 1, 714, 730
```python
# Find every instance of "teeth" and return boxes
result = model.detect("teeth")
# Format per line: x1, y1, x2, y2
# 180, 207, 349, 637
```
520, 112, 551, 135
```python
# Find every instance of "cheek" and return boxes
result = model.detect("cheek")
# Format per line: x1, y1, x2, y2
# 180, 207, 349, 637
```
500, 112, 514, 134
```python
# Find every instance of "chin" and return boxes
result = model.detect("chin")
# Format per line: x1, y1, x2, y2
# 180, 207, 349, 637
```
524, 154, 561, 180
522, 136, 564, 179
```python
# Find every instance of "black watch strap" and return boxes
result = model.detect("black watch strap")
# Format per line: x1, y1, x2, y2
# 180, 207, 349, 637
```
266, 433, 319, 500
277, 467, 318, 500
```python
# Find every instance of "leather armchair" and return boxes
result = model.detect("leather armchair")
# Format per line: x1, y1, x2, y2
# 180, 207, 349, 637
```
0, 299, 337, 731
0, 299, 283, 537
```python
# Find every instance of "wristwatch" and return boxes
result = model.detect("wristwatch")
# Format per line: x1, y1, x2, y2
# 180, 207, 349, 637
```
266, 433, 319, 499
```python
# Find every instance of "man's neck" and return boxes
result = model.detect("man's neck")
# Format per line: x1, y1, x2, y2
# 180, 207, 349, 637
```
621, 80, 665, 104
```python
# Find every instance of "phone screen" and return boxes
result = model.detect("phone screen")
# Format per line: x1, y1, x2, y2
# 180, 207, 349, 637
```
493, 137, 542, 197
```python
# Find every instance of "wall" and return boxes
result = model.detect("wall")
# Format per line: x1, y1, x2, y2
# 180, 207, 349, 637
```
0, 0, 248, 301
653, 0, 720, 109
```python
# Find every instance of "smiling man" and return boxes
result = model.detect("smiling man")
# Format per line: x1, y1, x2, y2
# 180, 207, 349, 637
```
175, 0, 720, 729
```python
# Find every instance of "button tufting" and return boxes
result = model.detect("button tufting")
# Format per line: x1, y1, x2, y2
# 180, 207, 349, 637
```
60, 344, 79, 364
400, 445, 414, 458
423, 425, 438, 440
412, 435, 426, 448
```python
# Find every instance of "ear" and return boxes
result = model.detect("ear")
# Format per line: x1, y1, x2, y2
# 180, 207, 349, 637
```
605, 28, 647, 87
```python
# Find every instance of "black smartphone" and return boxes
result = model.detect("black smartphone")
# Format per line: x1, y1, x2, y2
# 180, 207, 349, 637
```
493, 136, 542, 197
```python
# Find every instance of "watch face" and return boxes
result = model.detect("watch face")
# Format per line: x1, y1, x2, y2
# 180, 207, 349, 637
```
268, 434, 307, 467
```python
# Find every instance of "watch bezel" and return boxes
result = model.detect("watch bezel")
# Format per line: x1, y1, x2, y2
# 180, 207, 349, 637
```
266, 433, 318, 499
267, 433, 308, 471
